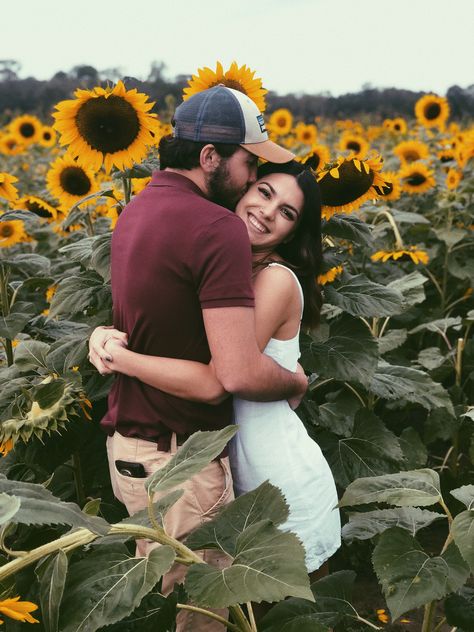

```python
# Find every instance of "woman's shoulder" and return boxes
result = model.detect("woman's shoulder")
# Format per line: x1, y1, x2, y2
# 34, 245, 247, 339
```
254, 263, 301, 301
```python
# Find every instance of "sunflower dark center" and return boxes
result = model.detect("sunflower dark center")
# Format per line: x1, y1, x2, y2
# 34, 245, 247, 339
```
59, 167, 91, 196
76, 95, 140, 153
319, 161, 374, 206
406, 173, 427, 186
26, 200, 54, 218
394, 123, 401, 131
440, 154, 453, 163
277, 117, 288, 128
424, 103, 441, 120
43, 131, 52, 140
403, 150, 420, 162
1, 224, 14, 237
20, 123, 35, 138
346, 141, 361, 152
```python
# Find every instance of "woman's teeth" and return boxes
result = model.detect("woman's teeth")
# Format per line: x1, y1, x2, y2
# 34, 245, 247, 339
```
249, 214, 268, 233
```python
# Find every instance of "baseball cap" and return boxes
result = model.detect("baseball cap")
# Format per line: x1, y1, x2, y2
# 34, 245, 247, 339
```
173, 85, 295, 163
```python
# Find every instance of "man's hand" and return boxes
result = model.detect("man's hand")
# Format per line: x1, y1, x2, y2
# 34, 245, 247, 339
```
287, 363, 308, 410
88, 326, 128, 375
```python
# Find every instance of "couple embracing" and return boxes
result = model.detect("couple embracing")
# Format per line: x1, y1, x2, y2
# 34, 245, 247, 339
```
88, 85, 341, 631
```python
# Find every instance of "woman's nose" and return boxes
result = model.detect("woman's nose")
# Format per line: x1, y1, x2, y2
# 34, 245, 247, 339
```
259, 203, 275, 220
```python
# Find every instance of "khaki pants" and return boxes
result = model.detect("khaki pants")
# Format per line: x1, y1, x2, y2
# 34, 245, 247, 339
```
107, 431, 234, 632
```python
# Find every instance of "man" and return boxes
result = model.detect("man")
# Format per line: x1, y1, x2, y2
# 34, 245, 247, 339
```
89, 85, 308, 631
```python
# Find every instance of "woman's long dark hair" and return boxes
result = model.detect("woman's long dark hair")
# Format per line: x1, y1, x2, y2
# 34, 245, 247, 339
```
256, 160, 323, 328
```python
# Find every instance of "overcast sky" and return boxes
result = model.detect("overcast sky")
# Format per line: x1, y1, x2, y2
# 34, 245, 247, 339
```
3, 0, 473, 96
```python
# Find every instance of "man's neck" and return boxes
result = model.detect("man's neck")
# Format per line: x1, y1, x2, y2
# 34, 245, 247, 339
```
164, 168, 209, 197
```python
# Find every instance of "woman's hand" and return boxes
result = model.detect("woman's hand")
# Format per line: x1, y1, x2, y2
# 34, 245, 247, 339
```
88, 326, 128, 375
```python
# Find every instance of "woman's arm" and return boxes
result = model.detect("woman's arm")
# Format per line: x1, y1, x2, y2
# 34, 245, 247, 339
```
102, 339, 228, 406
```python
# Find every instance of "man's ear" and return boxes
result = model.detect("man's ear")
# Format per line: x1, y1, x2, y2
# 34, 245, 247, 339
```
200, 144, 220, 173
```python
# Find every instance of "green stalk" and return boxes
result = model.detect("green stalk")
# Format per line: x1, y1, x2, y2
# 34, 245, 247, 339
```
177, 604, 241, 631
421, 601, 437, 632
122, 177, 131, 205
72, 452, 86, 507
0, 265, 13, 366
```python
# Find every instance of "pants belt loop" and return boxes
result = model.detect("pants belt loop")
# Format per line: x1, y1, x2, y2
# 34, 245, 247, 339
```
170, 432, 178, 454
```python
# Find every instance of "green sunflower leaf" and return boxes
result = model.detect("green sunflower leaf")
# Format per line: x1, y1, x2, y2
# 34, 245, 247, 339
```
452, 510, 474, 571
14, 339, 50, 371
368, 361, 455, 415
387, 270, 428, 308
36, 551, 68, 632
146, 426, 237, 495
339, 469, 441, 508
300, 314, 379, 387
450, 485, 474, 510
59, 544, 175, 632
342, 507, 445, 544
0, 492, 21, 525
319, 410, 403, 488
372, 528, 470, 621
322, 214, 373, 247
0, 301, 36, 340
324, 273, 404, 317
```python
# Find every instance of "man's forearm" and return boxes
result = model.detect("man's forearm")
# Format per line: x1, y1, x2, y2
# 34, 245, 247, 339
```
224, 353, 307, 401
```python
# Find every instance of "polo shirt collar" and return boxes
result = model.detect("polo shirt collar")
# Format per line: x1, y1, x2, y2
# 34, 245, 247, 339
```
150, 171, 207, 198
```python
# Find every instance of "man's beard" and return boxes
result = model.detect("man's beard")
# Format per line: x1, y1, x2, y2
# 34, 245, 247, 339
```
206, 161, 241, 211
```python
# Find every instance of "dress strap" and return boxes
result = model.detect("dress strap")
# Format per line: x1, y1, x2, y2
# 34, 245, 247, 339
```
266, 262, 304, 319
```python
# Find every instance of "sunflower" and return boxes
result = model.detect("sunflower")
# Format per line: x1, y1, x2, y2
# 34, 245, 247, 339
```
268, 108, 293, 137
182, 61, 267, 112
371, 247, 429, 265
415, 94, 450, 129
316, 154, 388, 218
372, 171, 402, 202
391, 118, 407, 134
318, 265, 343, 285
294, 123, 318, 146
446, 168, 462, 190
0, 219, 27, 247
437, 148, 456, 164
298, 144, 330, 171
0, 439, 13, 457
39, 125, 57, 148
46, 155, 99, 212
0, 596, 39, 624
53, 80, 160, 173
393, 140, 430, 165
0, 135, 25, 156
9, 114, 42, 145
0, 173, 19, 202
399, 162, 436, 194
132, 176, 151, 195
17, 195, 58, 221
338, 133, 369, 159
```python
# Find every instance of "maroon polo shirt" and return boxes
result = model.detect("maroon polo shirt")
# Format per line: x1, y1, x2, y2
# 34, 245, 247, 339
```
100, 171, 254, 442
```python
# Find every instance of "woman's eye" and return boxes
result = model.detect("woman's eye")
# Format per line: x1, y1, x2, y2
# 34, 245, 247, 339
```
259, 187, 270, 198
281, 208, 295, 220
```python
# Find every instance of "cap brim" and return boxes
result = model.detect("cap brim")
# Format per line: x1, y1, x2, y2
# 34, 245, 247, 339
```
242, 140, 295, 164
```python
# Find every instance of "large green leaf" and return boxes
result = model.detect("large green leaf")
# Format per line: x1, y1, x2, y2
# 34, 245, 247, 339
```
322, 214, 373, 247
451, 485, 474, 510
0, 492, 20, 524
300, 315, 379, 387
36, 551, 68, 632
324, 273, 404, 317
14, 339, 50, 371
369, 361, 455, 415
0, 301, 36, 339
313, 391, 360, 437
444, 589, 474, 630
378, 328, 407, 355
452, 510, 474, 571
146, 426, 237, 495
339, 469, 441, 508
60, 544, 175, 632
49, 271, 108, 318
260, 570, 359, 631
416, 346, 448, 370
342, 507, 445, 543
185, 519, 313, 607
319, 410, 403, 488
399, 427, 428, 469
409, 316, 462, 335
90, 233, 112, 282
387, 271, 427, 307
373, 528, 470, 621
186, 481, 289, 552
46, 335, 89, 374
1, 253, 51, 277
0, 477, 109, 534
448, 247, 474, 280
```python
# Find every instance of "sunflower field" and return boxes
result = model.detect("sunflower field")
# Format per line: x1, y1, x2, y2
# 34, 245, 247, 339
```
0, 62, 473, 632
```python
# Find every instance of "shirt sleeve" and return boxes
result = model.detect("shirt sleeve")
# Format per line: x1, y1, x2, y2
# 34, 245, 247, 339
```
191, 214, 255, 309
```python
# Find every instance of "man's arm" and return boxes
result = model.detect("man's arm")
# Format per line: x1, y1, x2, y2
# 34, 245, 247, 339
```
203, 306, 307, 401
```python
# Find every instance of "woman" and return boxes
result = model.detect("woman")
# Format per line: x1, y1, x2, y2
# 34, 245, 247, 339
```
89, 160, 341, 575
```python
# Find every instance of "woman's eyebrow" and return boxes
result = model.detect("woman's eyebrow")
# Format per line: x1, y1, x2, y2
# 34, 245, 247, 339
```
260, 181, 301, 216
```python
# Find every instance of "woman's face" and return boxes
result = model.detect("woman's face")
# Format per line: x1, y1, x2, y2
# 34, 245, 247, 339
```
235, 172, 304, 253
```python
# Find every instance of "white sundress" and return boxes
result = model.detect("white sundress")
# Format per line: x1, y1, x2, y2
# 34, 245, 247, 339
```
229, 263, 341, 572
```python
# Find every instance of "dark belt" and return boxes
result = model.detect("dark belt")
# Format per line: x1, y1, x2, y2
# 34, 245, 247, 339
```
156, 432, 190, 452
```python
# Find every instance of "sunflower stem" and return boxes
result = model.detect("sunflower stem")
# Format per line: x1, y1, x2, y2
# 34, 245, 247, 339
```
122, 177, 131, 205
373, 209, 404, 250
72, 452, 86, 507
176, 605, 241, 631
421, 601, 437, 632
0, 265, 13, 366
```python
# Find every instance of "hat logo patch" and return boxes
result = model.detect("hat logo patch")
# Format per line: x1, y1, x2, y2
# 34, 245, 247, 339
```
256, 114, 266, 134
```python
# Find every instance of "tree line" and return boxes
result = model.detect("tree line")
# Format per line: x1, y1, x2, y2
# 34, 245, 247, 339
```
0, 60, 472, 123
